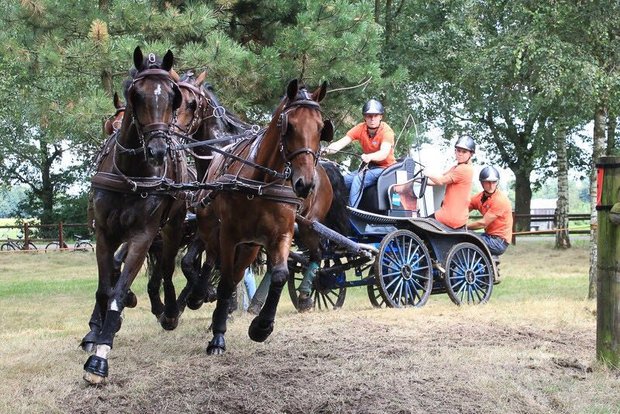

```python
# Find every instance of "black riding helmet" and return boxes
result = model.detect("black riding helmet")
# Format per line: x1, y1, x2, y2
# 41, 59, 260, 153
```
454, 136, 476, 153
362, 98, 384, 115
479, 166, 500, 182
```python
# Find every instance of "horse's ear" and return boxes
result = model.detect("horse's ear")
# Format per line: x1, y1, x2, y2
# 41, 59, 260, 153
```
172, 83, 182, 111
313, 81, 328, 103
321, 119, 334, 142
113, 92, 121, 109
170, 69, 180, 82
133, 46, 144, 71
162, 50, 174, 72
286, 79, 299, 100
196, 71, 207, 87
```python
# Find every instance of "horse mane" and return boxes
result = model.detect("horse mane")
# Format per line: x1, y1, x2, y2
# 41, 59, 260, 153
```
320, 160, 350, 236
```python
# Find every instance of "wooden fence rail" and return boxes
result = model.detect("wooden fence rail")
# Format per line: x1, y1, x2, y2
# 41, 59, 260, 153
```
0, 222, 92, 251
509, 213, 591, 244
0, 213, 593, 251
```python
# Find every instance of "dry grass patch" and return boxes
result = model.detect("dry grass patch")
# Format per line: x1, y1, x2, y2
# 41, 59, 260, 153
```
1, 240, 620, 413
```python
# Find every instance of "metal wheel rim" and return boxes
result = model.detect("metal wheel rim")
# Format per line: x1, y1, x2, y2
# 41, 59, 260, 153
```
375, 230, 432, 308
445, 243, 493, 305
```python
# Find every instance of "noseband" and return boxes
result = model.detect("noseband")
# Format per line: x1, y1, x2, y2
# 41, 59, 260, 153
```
277, 97, 323, 165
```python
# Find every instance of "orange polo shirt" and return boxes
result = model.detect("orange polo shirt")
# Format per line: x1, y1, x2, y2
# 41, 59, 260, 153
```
469, 189, 513, 243
434, 162, 473, 228
346, 122, 396, 168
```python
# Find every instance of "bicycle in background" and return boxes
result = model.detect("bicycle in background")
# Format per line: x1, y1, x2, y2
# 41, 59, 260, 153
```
1, 233, 38, 251
45, 235, 94, 252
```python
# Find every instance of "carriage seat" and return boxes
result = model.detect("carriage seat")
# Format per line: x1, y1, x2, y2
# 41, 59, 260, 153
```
357, 157, 421, 216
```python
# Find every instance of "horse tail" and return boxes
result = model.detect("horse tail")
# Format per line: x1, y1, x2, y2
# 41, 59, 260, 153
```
320, 160, 350, 236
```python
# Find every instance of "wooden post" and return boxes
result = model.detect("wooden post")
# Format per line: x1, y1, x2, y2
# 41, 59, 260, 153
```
511, 212, 516, 245
58, 222, 65, 250
596, 156, 620, 367
23, 222, 30, 250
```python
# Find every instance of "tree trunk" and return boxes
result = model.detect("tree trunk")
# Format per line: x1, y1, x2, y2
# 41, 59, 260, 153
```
384, 0, 393, 45
589, 105, 607, 299
39, 142, 56, 227
513, 168, 532, 231
101, 69, 113, 97
555, 125, 571, 249
374, 0, 381, 24
608, 113, 617, 154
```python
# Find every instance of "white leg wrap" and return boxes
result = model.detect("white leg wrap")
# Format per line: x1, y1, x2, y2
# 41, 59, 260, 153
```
95, 344, 111, 359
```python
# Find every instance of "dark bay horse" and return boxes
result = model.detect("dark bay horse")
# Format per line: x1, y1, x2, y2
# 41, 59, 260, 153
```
82, 47, 190, 385
196, 79, 333, 354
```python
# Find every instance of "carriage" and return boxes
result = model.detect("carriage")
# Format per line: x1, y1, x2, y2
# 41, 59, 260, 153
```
286, 156, 500, 310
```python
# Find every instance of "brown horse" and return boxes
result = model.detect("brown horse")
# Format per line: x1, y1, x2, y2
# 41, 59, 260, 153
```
82, 47, 189, 385
195, 79, 333, 354
102, 92, 125, 136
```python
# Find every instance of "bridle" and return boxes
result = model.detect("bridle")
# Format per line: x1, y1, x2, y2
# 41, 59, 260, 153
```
126, 68, 180, 153
174, 81, 210, 138
277, 93, 326, 166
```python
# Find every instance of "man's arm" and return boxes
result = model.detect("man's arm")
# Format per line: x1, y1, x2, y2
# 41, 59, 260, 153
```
361, 142, 392, 163
323, 135, 352, 155
425, 171, 451, 186
467, 211, 498, 230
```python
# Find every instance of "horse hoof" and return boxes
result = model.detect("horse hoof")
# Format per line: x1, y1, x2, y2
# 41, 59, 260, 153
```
124, 291, 138, 308
186, 297, 204, 310
83, 371, 107, 385
83, 355, 108, 385
159, 314, 179, 331
206, 335, 226, 355
297, 294, 314, 312
248, 317, 274, 343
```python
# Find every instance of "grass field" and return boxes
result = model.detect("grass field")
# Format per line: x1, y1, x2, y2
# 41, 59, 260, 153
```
0, 239, 618, 413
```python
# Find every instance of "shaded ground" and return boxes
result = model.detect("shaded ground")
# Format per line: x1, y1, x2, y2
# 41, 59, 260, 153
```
61, 303, 619, 414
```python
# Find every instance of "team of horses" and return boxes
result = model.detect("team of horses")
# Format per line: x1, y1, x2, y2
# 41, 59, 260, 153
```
81, 47, 338, 384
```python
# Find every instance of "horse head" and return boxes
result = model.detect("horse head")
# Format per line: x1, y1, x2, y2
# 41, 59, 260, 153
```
174, 70, 209, 137
123, 46, 182, 166
279, 79, 333, 198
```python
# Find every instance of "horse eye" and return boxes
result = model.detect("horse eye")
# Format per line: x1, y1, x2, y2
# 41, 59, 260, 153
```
187, 101, 197, 111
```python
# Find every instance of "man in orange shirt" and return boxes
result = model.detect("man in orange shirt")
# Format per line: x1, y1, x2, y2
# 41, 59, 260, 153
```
467, 166, 513, 255
425, 136, 475, 229
322, 98, 396, 207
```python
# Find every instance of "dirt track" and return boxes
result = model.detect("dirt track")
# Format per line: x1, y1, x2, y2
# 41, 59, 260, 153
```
62, 300, 617, 414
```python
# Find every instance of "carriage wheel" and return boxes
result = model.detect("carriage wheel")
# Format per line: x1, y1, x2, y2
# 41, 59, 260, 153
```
367, 282, 387, 308
287, 257, 346, 311
375, 229, 433, 308
365, 269, 386, 308
444, 242, 494, 305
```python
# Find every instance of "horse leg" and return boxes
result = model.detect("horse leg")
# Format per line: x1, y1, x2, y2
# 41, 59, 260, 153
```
113, 243, 137, 308
146, 240, 165, 318
247, 267, 271, 315
206, 242, 255, 355
157, 218, 185, 330
249, 240, 291, 343
248, 262, 288, 342
180, 237, 212, 310
83, 236, 153, 385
